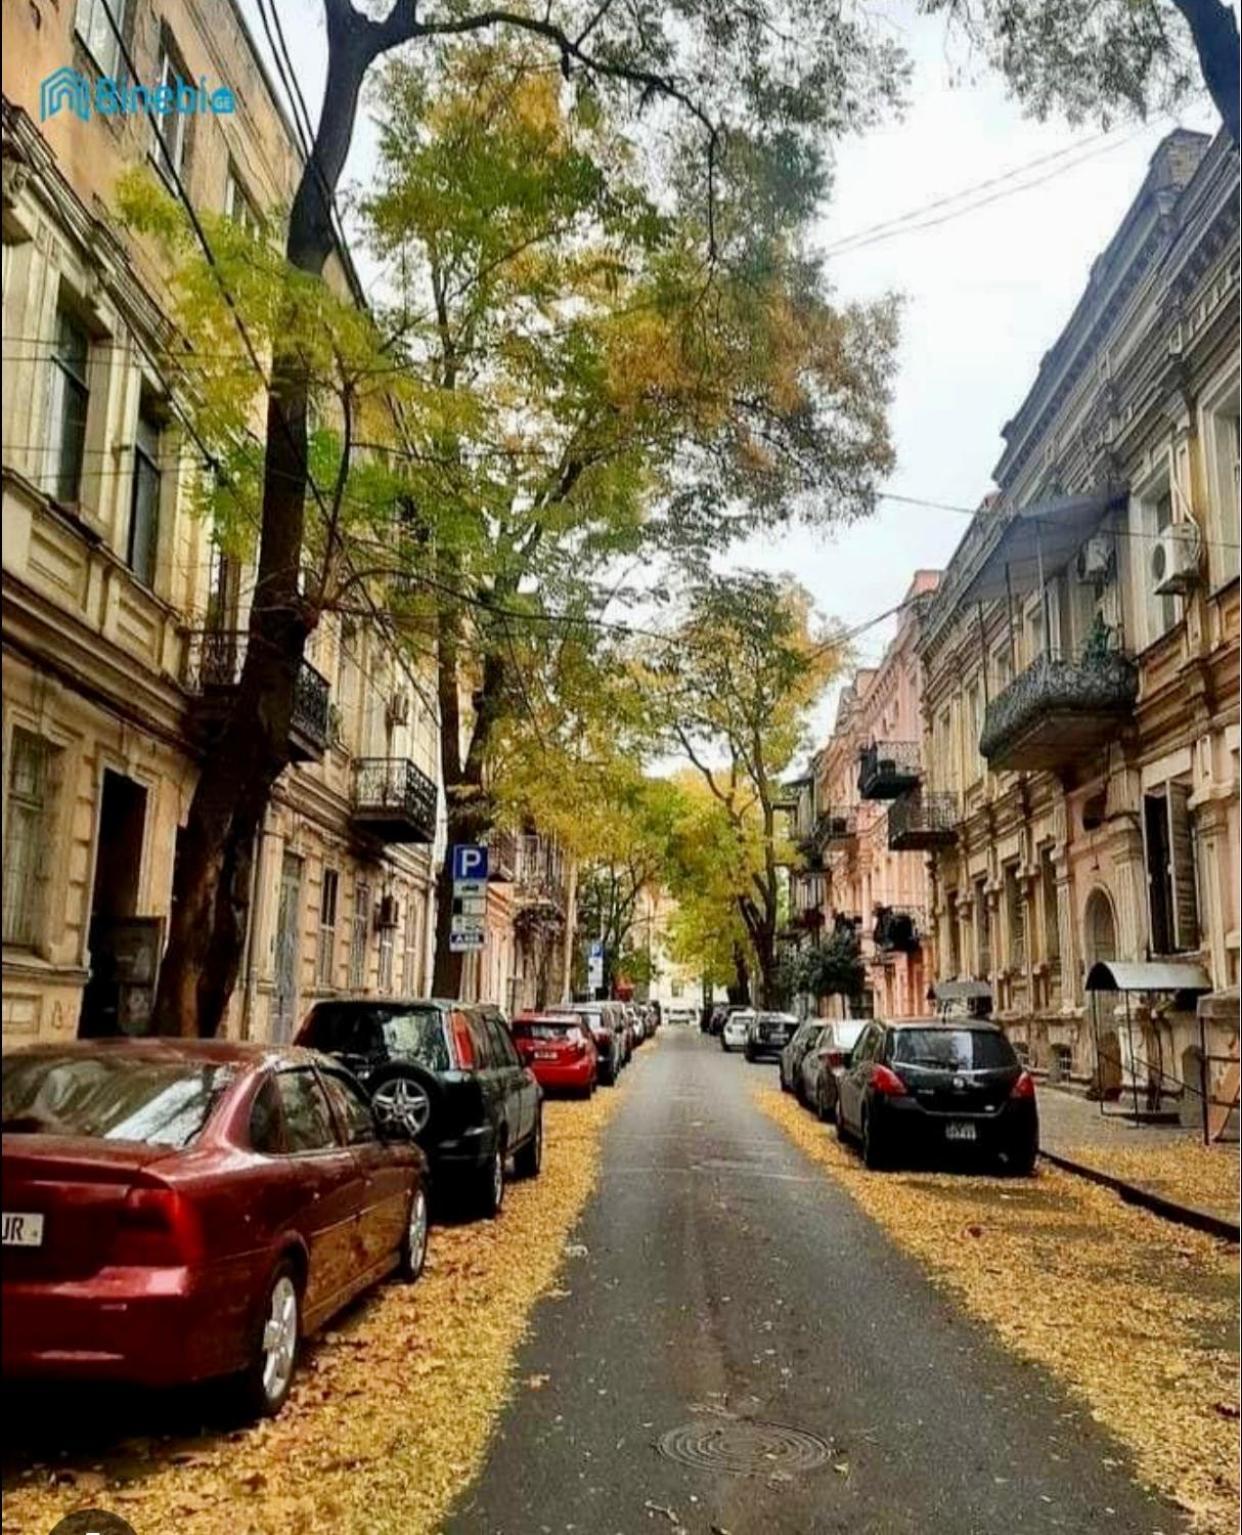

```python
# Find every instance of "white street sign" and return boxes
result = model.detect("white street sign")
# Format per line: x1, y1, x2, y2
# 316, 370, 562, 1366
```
450, 930, 485, 952
454, 879, 487, 899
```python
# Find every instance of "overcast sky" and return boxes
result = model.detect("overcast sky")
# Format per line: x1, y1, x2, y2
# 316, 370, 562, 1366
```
244, 2, 1217, 745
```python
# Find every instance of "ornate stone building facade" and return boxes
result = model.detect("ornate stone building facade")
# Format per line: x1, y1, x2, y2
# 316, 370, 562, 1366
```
919, 129, 1239, 1103
2, 0, 439, 1043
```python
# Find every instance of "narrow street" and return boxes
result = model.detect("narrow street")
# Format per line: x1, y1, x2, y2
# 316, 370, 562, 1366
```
446, 1030, 1186, 1535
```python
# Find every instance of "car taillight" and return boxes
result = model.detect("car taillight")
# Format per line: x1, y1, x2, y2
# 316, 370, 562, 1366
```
450, 1014, 476, 1069
111, 1188, 202, 1266
593, 1030, 610, 1049
1011, 1070, 1036, 1100
821, 1048, 846, 1069
871, 1064, 907, 1096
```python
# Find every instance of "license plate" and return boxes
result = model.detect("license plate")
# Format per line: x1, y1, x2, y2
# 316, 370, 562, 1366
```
2, 1212, 44, 1247
944, 1122, 977, 1142
534, 1049, 558, 1060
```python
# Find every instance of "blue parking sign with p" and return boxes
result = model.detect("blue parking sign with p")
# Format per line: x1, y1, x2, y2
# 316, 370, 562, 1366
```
452, 844, 489, 882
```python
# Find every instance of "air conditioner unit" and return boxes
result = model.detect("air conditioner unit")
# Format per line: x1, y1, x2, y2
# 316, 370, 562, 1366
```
375, 894, 400, 929
386, 690, 411, 727
1150, 522, 1200, 596
1075, 534, 1114, 584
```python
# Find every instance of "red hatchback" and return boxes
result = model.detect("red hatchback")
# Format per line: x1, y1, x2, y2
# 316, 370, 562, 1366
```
511, 1014, 598, 1097
2, 1038, 429, 1417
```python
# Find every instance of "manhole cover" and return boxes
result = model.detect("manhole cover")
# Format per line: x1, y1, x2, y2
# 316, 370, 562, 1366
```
657, 1419, 830, 1476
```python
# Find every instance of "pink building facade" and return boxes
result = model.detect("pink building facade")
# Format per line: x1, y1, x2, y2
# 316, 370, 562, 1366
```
814, 572, 941, 1020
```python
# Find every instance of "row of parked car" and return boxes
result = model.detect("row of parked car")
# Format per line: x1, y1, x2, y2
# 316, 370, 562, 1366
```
1, 995, 659, 1422
708, 1002, 1040, 1175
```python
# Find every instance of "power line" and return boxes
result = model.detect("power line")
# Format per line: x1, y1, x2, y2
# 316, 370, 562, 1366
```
821, 121, 1160, 259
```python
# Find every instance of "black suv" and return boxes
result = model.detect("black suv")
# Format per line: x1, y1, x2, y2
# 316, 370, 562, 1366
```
834, 1018, 1038, 1174
297, 998, 542, 1215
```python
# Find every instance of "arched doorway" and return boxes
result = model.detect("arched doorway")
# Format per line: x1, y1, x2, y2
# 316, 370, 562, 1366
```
1084, 889, 1121, 1097
1083, 888, 1118, 969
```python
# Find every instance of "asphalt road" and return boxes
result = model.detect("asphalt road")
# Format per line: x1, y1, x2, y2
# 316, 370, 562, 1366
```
444, 1028, 1186, 1535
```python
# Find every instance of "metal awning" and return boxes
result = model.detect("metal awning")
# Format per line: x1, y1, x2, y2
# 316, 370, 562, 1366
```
960, 487, 1127, 605
932, 980, 993, 1001
1084, 960, 1213, 993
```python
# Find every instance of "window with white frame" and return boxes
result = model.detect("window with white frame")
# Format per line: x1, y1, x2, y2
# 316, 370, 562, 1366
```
402, 896, 422, 994
378, 920, 395, 994
224, 166, 263, 236
46, 302, 91, 503
150, 39, 190, 185
3, 730, 58, 948
348, 880, 370, 990
1003, 860, 1025, 970
1202, 377, 1241, 587
317, 868, 339, 986
75, 0, 126, 76
127, 397, 161, 586
1137, 478, 1178, 645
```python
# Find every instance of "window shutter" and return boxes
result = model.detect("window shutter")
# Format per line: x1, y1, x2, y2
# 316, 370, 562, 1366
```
1165, 782, 1199, 953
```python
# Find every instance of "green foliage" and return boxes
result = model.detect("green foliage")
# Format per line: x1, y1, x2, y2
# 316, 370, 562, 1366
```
923, 0, 1234, 141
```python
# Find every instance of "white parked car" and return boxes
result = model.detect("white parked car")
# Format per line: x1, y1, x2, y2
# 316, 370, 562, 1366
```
721, 1010, 755, 1052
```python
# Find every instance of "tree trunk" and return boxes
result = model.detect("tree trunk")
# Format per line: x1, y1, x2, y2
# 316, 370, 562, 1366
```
729, 942, 751, 1005
1170, 0, 1241, 146
151, 24, 373, 1037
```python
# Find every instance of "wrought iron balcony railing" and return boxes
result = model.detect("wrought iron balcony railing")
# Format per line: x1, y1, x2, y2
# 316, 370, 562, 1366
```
485, 830, 519, 883
873, 904, 924, 952
857, 740, 922, 800
352, 757, 437, 844
813, 807, 858, 850
979, 643, 1138, 773
887, 791, 958, 852
183, 629, 331, 763
514, 833, 570, 911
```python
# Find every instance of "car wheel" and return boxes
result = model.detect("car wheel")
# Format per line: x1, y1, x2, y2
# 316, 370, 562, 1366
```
369, 1066, 440, 1143
398, 1185, 429, 1282
476, 1140, 506, 1218
744, 1047, 755, 1063
834, 1096, 848, 1140
1005, 1142, 1038, 1177
815, 1081, 828, 1121
515, 1109, 543, 1179
862, 1109, 888, 1171
237, 1261, 301, 1420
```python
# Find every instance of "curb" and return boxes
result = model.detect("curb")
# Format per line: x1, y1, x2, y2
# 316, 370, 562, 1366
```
1040, 1148, 1240, 1243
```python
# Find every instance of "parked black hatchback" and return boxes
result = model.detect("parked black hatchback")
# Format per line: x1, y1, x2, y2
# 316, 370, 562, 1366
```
834, 1019, 1038, 1174
297, 998, 542, 1215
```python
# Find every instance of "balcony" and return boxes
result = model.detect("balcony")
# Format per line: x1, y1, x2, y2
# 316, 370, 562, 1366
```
352, 758, 437, 844
887, 791, 958, 851
857, 740, 921, 800
183, 629, 330, 763
485, 830, 519, 883
873, 904, 923, 953
515, 834, 569, 914
813, 807, 858, 851
978, 644, 1138, 773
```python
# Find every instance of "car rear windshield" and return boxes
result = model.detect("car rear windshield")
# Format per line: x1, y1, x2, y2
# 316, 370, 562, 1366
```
1, 1055, 235, 1148
833, 1022, 867, 1051
891, 1029, 1017, 1071
514, 1019, 581, 1041
306, 1004, 449, 1070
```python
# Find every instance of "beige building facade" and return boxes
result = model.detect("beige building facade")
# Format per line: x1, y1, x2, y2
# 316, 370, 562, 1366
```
2, 0, 439, 1044
918, 130, 1239, 1115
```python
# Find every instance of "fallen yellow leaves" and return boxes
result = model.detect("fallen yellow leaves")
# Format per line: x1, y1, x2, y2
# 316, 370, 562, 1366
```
754, 1082, 1240, 1535
3, 1079, 631, 1535
1058, 1138, 1241, 1225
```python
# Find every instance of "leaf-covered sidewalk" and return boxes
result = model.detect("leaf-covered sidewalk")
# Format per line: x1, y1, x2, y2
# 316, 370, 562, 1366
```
1037, 1085, 1240, 1231
1, 1083, 631, 1535
756, 1083, 1241, 1535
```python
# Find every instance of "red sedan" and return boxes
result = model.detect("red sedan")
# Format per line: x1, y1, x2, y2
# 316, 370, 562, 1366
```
2, 1038, 429, 1417
511, 1014, 597, 1097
